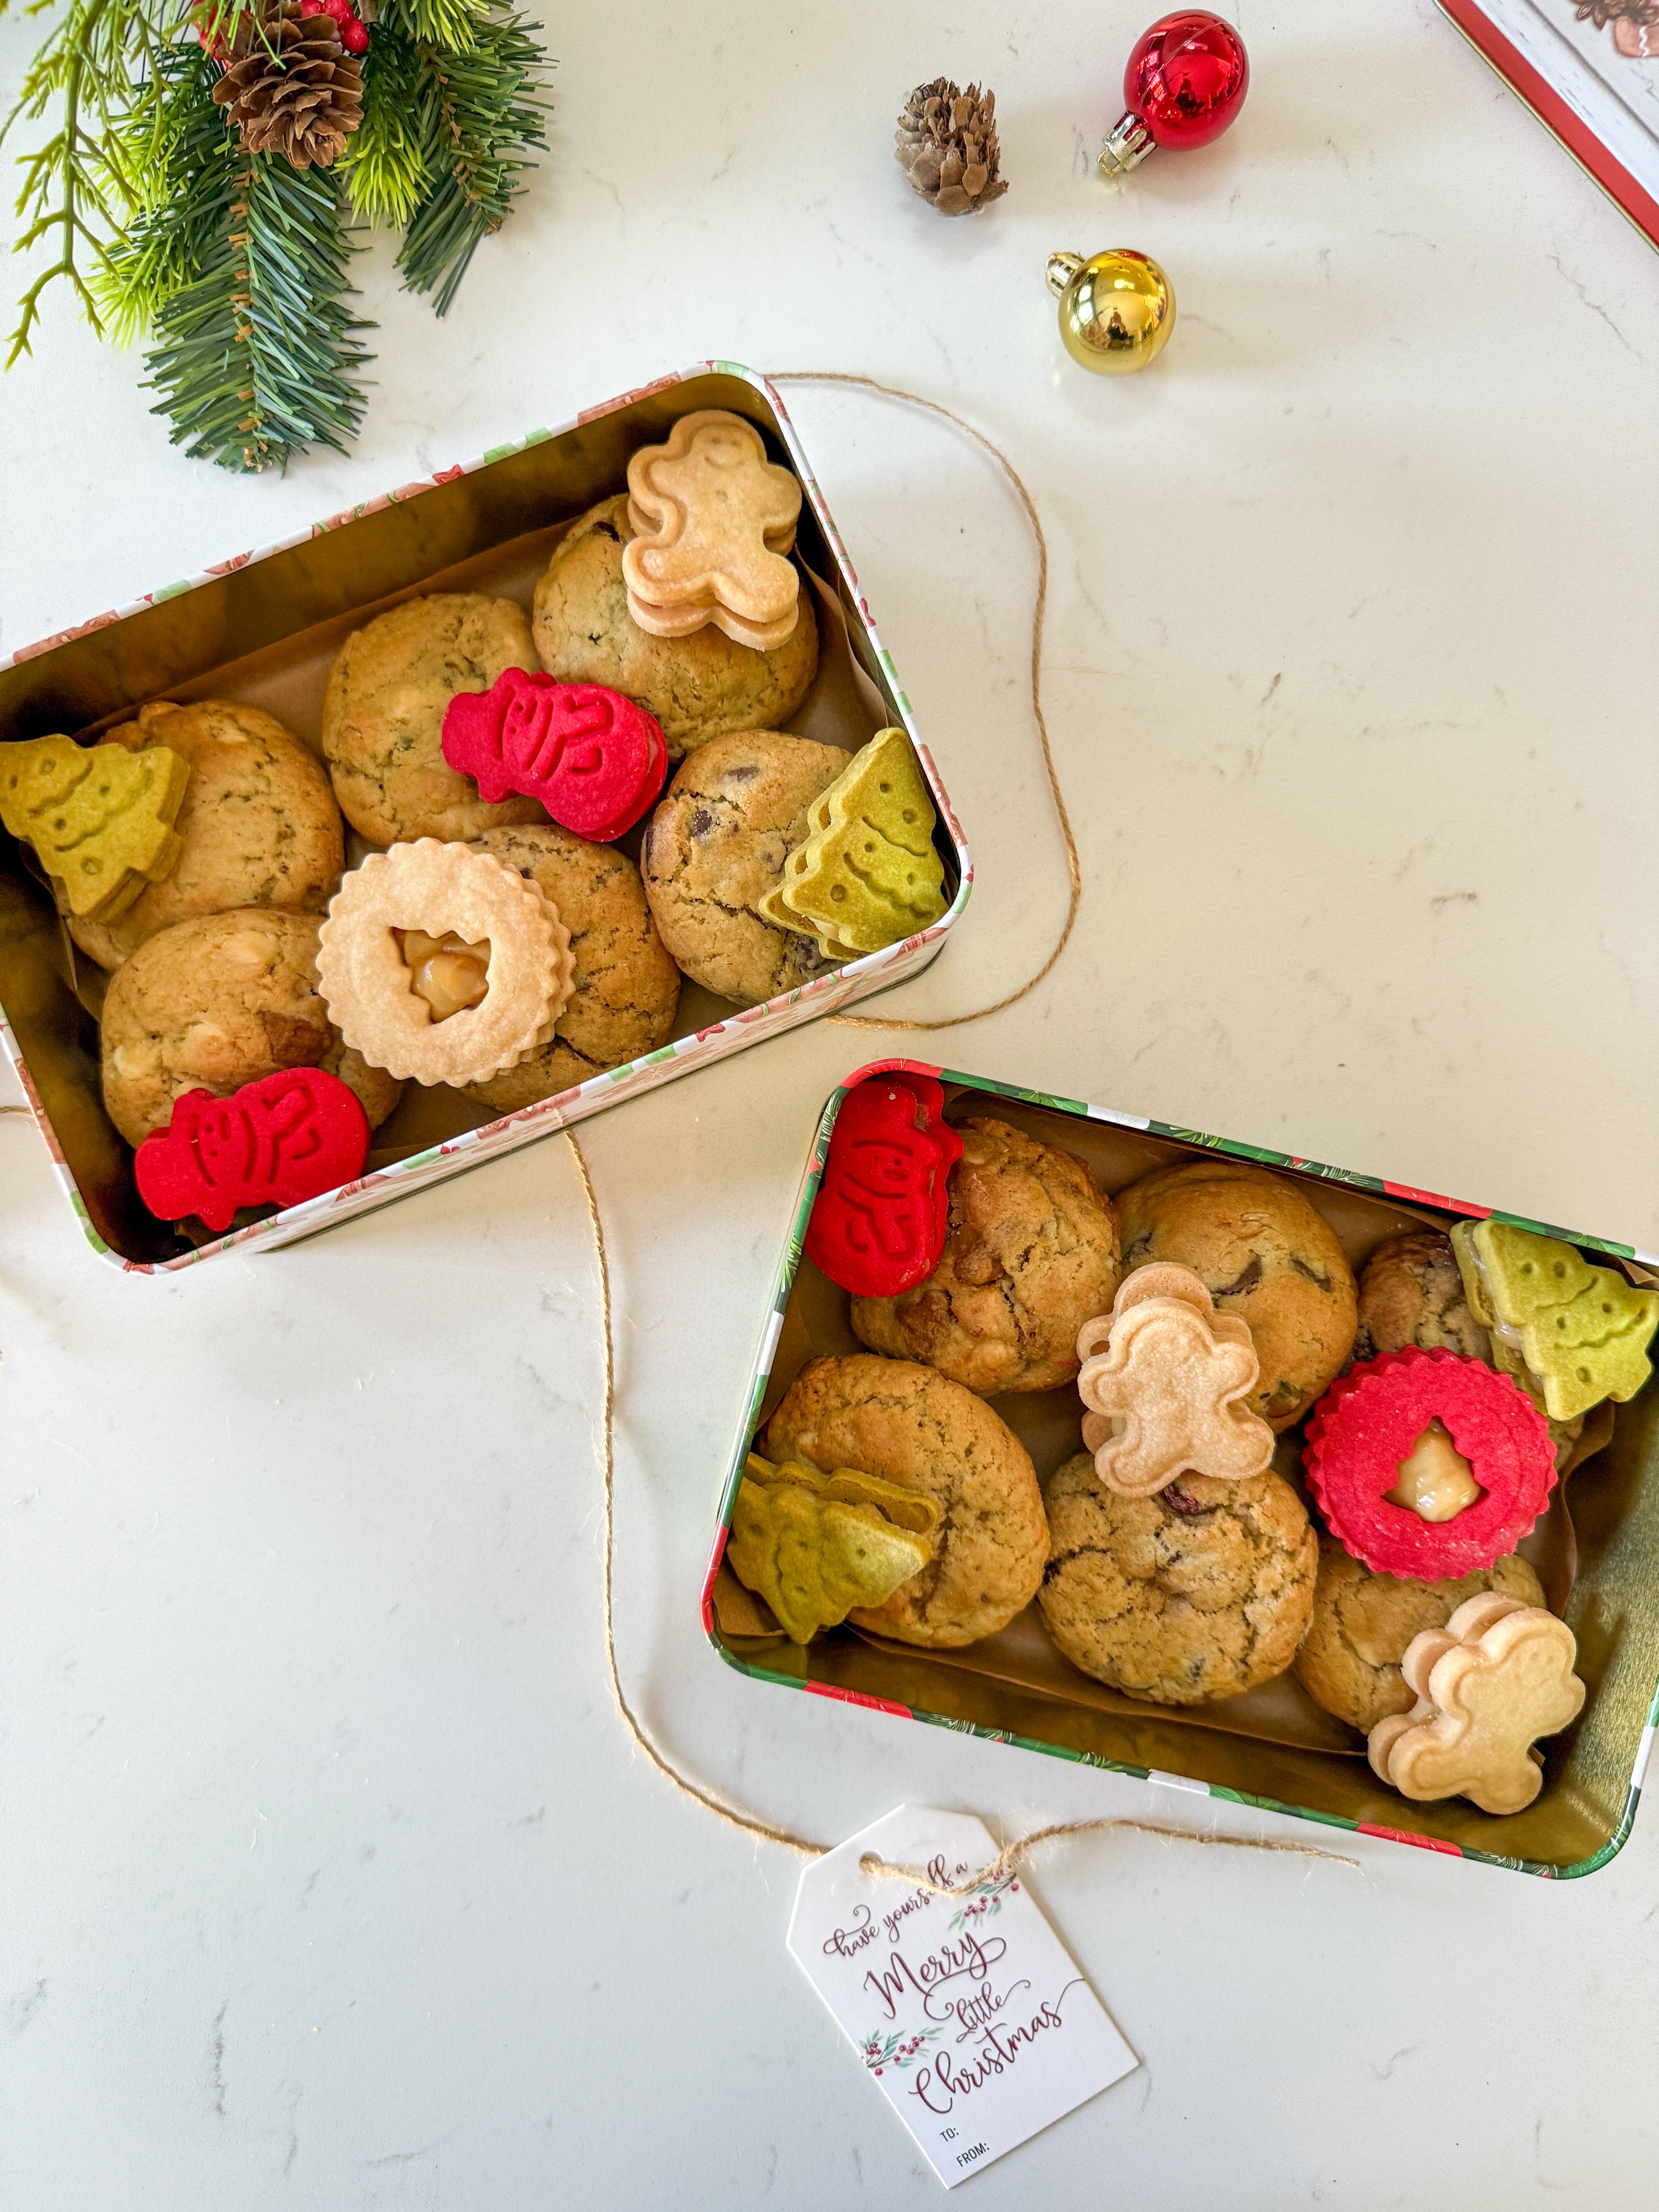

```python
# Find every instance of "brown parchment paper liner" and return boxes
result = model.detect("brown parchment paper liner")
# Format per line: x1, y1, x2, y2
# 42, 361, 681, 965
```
711, 1087, 1623, 1758
41, 533, 895, 1187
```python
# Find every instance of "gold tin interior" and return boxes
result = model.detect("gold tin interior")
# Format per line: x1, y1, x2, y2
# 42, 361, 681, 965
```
0, 373, 963, 1266
709, 1074, 1659, 1877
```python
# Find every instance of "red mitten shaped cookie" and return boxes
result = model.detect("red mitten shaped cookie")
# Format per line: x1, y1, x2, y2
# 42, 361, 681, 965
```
134, 1067, 370, 1232
1304, 1348, 1557, 1578
442, 668, 667, 841
805, 1071, 963, 1297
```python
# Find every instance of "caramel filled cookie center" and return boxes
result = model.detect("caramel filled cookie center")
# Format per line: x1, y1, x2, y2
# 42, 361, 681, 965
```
393, 927, 492, 1021
1386, 1419, 1482, 1523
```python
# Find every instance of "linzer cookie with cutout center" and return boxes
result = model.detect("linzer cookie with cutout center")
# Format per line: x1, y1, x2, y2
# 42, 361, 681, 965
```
1304, 1348, 1557, 1579
316, 840, 574, 1087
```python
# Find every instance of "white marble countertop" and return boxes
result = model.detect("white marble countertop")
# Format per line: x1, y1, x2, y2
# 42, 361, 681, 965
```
4, 1, 1659, 2203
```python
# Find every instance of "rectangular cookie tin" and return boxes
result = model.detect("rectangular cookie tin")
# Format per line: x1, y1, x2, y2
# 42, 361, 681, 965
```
0, 366, 969, 1271
703, 1061, 1659, 1880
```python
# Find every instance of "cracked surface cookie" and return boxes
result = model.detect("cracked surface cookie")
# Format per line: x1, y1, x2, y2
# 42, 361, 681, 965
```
62, 699, 345, 971
851, 1117, 1121, 1396
460, 824, 681, 1110
531, 496, 819, 761
640, 729, 850, 1006
321, 594, 550, 846
1039, 1454, 1317, 1703
1352, 1230, 1488, 1365
761, 1354, 1047, 1648
1293, 1534, 1544, 1733
1116, 1159, 1358, 1430
101, 908, 402, 1145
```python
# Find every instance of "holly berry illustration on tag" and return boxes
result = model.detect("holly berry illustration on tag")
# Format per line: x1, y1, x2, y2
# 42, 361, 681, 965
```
805, 1071, 963, 1297
134, 1068, 370, 1231
441, 669, 668, 842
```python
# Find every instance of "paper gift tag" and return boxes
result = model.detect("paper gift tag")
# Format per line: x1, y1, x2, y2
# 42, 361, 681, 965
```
787, 1806, 1138, 2186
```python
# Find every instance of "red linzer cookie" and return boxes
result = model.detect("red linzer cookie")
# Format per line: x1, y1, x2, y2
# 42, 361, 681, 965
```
134, 1067, 370, 1232
805, 1071, 963, 1297
442, 668, 667, 841
1304, 1347, 1556, 1578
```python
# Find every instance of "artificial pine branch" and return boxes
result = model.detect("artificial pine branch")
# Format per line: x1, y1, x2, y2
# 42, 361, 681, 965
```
94, 43, 227, 344
338, 17, 428, 227
143, 127, 371, 471
386, 0, 488, 52
2, 0, 160, 361
393, 9, 549, 314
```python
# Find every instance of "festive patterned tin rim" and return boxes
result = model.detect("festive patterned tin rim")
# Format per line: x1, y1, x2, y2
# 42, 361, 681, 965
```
701, 1058, 1659, 1882
0, 363, 973, 1272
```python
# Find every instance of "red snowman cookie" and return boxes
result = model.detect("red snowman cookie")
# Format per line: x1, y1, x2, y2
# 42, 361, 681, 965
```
1304, 1347, 1557, 1578
442, 668, 667, 842
804, 1071, 963, 1297
134, 1067, 370, 1232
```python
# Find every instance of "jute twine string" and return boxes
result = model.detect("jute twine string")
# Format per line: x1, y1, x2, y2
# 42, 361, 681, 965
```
769, 371, 1081, 1034
563, 1126, 1358, 1889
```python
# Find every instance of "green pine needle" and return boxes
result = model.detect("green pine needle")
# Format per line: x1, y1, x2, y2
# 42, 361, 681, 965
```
93, 43, 225, 345
338, 22, 428, 229
143, 138, 372, 472
380, 0, 489, 54
396, 13, 550, 315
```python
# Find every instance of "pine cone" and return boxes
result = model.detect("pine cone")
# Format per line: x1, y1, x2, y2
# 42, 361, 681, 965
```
212, 0, 364, 171
895, 79, 1008, 216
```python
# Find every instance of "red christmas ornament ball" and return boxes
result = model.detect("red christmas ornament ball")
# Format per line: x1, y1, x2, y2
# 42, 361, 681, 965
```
1124, 10, 1249, 151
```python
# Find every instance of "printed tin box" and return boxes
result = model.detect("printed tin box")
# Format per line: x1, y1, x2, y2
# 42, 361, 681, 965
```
704, 1061, 1659, 1879
0, 366, 968, 1271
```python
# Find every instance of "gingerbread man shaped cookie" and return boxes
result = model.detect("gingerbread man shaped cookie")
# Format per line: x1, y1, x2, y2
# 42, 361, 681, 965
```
623, 410, 802, 642
1075, 1262, 1276, 1498
1367, 1593, 1585, 1815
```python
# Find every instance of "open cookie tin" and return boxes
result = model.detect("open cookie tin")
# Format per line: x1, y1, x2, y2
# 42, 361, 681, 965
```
703, 1060, 1659, 1880
0, 365, 969, 1272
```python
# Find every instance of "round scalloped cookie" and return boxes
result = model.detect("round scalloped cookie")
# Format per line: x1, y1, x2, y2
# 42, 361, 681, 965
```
1038, 1455, 1317, 1704
62, 699, 344, 971
851, 1117, 1122, 1395
531, 497, 819, 761
321, 594, 550, 846
461, 824, 681, 1110
1115, 1158, 1358, 1429
100, 908, 402, 1145
761, 1354, 1047, 1649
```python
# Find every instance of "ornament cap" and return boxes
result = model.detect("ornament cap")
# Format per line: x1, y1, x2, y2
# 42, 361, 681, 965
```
1098, 113, 1155, 179
1045, 251, 1086, 297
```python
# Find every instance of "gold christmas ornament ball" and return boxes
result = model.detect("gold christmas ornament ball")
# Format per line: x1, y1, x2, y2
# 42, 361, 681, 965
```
1046, 249, 1175, 374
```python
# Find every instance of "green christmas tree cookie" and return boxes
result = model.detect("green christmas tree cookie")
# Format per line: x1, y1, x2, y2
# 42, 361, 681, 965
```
726, 1452, 938, 1643
758, 727, 946, 958
1452, 1219, 1659, 1422
0, 735, 189, 919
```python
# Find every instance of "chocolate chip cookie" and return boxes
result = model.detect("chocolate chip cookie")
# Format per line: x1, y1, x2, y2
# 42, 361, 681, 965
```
531, 496, 819, 760
640, 729, 850, 1006
1115, 1159, 1358, 1430
1039, 1455, 1318, 1703
851, 1117, 1122, 1395
321, 594, 549, 845
461, 824, 681, 1110
761, 1354, 1048, 1649
101, 908, 402, 1145
63, 699, 345, 970
1352, 1229, 1488, 1365
1293, 1534, 1545, 1733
